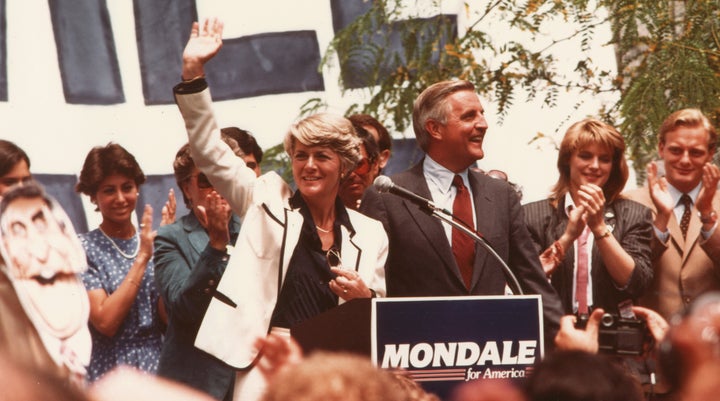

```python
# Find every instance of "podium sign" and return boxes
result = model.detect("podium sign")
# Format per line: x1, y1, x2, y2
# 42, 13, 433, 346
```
372, 296, 543, 398
291, 295, 544, 399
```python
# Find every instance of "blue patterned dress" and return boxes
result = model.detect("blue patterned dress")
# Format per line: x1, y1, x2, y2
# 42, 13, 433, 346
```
79, 229, 163, 382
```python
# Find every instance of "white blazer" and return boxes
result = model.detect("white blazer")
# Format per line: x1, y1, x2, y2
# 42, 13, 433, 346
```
175, 88, 388, 369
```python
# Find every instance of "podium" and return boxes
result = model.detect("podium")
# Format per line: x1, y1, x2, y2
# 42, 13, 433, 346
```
292, 295, 544, 399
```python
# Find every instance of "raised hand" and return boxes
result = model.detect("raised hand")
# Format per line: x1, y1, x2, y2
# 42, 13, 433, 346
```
181, 18, 224, 80
160, 188, 176, 226
577, 183, 606, 232
696, 163, 720, 217
554, 308, 605, 353
565, 203, 588, 241
137, 204, 155, 262
646, 161, 674, 231
196, 191, 232, 251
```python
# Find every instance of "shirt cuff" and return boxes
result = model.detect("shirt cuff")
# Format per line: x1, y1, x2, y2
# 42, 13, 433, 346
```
173, 77, 208, 95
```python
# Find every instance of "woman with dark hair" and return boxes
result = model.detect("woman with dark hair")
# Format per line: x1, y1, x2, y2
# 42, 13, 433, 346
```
0, 139, 31, 193
75, 143, 164, 382
523, 119, 653, 315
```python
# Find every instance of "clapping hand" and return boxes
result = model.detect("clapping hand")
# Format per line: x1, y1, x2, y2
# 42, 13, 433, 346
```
196, 191, 232, 251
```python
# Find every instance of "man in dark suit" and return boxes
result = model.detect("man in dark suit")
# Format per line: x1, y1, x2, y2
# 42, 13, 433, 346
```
154, 140, 245, 401
360, 80, 563, 341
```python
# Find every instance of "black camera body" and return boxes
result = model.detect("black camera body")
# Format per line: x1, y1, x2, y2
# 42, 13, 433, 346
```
576, 313, 649, 356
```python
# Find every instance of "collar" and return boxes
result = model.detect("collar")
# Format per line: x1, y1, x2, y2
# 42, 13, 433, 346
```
668, 182, 702, 207
289, 191, 355, 235
563, 192, 576, 217
423, 155, 470, 194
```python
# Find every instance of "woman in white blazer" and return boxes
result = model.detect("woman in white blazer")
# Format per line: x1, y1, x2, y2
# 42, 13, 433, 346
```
173, 18, 388, 401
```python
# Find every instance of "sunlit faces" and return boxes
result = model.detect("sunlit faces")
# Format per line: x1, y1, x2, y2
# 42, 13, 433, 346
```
0, 193, 87, 338
243, 154, 262, 177
339, 144, 378, 209
0, 159, 32, 195
659, 125, 714, 193
363, 124, 390, 170
181, 167, 229, 214
430, 90, 488, 171
291, 142, 342, 200
91, 174, 138, 226
569, 143, 613, 192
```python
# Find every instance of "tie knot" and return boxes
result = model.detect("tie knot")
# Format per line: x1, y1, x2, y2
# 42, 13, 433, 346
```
452, 175, 465, 189
680, 194, 693, 208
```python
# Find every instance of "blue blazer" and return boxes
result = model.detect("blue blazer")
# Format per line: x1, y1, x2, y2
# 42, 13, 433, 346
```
154, 212, 241, 401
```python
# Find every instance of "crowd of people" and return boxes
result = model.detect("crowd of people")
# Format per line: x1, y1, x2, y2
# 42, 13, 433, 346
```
1, 16, 720, 401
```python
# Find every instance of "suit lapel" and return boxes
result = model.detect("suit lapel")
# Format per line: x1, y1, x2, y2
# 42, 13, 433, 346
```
183, 214, 209, 257
399, 165, 464, 287
467, 171, 490, 290
340, 225, 361, 272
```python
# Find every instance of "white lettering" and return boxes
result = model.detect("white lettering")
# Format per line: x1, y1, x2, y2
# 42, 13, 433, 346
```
381, 344, 410, 368
517, 340, 537, 364
432, 342, 457, 367
456, 342, 480, 366
380, 340, 538, 368
409, 343, 433, 368
478, 341, 501, 365
501, 340, 518, 364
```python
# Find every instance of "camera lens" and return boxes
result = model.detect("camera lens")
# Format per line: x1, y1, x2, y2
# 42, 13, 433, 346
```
601, 313, 615, 327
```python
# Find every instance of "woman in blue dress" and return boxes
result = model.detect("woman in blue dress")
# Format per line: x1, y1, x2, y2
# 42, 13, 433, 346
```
75, 143, 166, 382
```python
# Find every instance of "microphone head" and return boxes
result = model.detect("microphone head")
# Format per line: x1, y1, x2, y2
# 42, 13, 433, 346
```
373, 175, 394, 193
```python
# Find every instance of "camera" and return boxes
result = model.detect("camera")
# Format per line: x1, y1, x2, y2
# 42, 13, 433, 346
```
575, 312, 650, 356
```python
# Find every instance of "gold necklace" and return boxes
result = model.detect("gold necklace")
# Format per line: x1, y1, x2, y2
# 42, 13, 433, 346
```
315, 225, 332, 233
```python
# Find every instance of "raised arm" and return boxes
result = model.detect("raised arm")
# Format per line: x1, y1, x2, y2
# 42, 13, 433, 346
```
174, 18, 258, 218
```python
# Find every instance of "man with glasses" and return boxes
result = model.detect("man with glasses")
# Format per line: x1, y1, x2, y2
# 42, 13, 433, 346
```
340, 124, 380, 210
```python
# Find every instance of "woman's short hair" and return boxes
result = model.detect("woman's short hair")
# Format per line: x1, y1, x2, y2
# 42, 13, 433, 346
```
550, 118, 629, 204
75, 143, 145, 197
413, 80, 476, 152
659, 108, 717, 151
283, 113, 361, 174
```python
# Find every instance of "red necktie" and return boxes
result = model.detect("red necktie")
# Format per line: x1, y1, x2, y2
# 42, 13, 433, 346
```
452, 175, 475, 289
576, 226, 591, 314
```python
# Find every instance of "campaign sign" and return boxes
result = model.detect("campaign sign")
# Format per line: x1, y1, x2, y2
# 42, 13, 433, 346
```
371, 296, 543, 399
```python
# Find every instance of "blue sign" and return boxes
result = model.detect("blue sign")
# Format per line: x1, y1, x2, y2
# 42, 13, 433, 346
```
371, 296, 543, 398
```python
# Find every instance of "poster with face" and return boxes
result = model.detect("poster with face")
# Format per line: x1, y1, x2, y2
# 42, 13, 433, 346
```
0, 181, 91, 376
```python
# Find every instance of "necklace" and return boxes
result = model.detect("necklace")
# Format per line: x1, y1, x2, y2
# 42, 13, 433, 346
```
98, 227, 139, 259
315, 225, 332, 233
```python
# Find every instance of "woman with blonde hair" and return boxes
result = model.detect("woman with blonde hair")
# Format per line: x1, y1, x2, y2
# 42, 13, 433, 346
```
523, 118, 653, 315
172, 18, 387, 401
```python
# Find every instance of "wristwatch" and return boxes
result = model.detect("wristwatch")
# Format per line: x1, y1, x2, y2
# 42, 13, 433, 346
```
698, 210, 718, 225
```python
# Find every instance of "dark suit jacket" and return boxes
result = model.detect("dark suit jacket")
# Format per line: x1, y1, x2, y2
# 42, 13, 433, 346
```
153, 212, 241, 401
360, 162, 564, 341
523, 197, 653, 315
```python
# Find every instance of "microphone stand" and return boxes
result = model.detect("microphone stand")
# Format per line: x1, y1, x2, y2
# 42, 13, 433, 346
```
420, 204, 524, 296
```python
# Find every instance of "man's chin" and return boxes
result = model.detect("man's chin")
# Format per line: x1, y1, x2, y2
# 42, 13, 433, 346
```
15, 274, 88, 339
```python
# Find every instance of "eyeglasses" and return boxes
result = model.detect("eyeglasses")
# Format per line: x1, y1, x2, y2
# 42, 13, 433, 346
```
353, 158, 374, 176
193, 173, 213, 189
326, 247, 341, 269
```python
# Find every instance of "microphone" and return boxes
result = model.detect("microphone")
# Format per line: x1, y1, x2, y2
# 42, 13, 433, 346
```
373, 176, 438, 211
